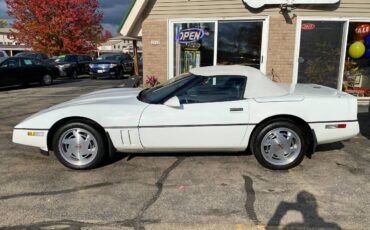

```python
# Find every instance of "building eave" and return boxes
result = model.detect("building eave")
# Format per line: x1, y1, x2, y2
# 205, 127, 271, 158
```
118, 0, 149, 37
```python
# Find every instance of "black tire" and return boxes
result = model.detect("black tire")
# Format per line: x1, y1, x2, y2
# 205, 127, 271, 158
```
250, 120, 308, 170
52, 122, 106, 170
41, 74, 53, 86
116, 69, 123, 79
70, 70, 78, 79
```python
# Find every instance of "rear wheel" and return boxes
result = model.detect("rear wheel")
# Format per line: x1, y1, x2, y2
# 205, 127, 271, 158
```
41, 74, 53, 86
251, 120, 308, 170
52, 122, 106, 170
70, 70, 78, 79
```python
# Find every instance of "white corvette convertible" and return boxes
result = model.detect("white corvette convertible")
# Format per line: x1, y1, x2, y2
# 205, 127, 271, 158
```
13, 66, 359, 170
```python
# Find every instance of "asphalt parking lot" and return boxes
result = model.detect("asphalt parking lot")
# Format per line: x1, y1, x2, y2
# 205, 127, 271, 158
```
0, 79, 369, 230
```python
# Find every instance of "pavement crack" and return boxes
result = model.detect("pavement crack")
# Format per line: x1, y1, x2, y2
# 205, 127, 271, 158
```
243, 175, 260, 225
0, 182, 114, 201
117, 157, 185, 230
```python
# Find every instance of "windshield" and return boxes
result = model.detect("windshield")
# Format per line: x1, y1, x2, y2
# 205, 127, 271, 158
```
97, 54, 122, 61
138, 73, 197, 104
55, 55, 66, 63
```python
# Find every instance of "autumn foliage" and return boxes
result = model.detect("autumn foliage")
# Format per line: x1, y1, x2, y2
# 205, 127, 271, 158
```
6, 0, 109, 55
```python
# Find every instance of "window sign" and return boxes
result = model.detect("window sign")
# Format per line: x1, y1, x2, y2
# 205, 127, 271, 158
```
343, 22, 370, 97
176, 28, 207, 44
174, 23, 215, 76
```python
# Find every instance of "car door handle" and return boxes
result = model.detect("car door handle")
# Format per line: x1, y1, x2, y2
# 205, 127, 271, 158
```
230, 108, 244, 112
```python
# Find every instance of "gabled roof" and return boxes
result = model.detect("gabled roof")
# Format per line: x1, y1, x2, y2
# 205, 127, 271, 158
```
118, 0, 149, 37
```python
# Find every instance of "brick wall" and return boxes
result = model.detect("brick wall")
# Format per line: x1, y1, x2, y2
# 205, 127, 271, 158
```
266, 16, 297, 83
142, 19, 168, 85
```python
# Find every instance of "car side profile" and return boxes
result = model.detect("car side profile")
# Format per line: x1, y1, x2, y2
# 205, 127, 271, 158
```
0, 57, 58, 87
13, 66, 359, 170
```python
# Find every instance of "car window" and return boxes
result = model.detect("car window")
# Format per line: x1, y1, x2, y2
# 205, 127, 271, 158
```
0, 53, 4, 58
77, 56, 84, 62
33, 59, 43, 65
65, 55, 77, 62
0, 58, 20, 68
175, 75, 247, 104
21, 59, 35, 66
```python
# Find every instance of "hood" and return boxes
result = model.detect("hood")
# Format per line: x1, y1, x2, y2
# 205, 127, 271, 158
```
22, 88, 143, 123
60, 87, 142, 106
91, 60, 120, 65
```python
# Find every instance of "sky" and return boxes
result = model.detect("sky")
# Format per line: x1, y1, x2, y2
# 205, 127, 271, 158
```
0, 0, 134, 35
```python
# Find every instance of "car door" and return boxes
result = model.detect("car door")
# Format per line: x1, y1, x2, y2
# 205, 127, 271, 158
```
139, 75, 249, 151
0, 58, 21, 86
19, 58, 40, 83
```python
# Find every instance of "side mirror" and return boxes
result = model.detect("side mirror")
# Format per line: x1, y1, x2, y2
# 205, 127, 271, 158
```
164, 96, 181, 108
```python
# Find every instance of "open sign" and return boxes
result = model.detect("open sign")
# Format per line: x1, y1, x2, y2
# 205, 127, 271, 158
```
302, 23, 316, 30
177, 28, 205, 44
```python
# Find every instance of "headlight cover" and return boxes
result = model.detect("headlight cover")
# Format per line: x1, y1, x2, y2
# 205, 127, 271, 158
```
109, 63, 118, 68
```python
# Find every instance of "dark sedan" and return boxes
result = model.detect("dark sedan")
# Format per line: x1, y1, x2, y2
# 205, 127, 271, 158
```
89, 53, 133, 79
0, 57, 59, 87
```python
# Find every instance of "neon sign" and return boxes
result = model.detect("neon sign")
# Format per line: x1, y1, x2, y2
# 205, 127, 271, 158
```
176, 28, 205, 44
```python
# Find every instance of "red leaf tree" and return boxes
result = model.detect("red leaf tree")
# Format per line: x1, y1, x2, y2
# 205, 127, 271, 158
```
6, 0, 105, 56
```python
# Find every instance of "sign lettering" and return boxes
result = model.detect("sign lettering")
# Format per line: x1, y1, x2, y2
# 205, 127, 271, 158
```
177, 28, 205, 44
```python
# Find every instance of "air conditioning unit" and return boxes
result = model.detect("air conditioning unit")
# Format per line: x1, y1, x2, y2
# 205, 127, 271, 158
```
243, 0, 340, 9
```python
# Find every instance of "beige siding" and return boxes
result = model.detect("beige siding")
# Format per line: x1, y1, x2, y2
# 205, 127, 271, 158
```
146, 0, 370, 19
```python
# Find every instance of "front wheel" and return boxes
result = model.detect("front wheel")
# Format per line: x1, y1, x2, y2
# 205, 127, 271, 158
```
251, 121, 308, 170
52, 122, 106, 170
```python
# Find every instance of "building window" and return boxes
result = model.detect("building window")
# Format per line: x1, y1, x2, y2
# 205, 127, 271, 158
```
343, 22, 370, 97
217, 21, 263, 69
173, 22, 215, 76
296, 20, 345, 89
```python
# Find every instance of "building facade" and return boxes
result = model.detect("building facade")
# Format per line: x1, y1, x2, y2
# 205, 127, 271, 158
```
120, 0, 370, 103
98, 36, 142, 55
0, 28, 30, 56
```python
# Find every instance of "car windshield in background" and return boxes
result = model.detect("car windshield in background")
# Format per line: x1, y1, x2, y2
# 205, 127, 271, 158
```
55, 56, 66, 63
138, 73, 196, 104
97, 54, 122, 61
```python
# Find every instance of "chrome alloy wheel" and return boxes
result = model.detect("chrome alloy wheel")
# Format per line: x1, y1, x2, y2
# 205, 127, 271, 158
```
260, 128, 302, 166
58, 128, 98, 166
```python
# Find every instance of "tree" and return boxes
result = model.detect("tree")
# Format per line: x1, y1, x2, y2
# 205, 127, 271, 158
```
6, 0, 104, 55
0, 20, 8, 28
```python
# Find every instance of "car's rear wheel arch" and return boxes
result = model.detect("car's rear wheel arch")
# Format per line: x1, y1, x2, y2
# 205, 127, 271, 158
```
47, 117, 108, 151
248, 115, 314, 152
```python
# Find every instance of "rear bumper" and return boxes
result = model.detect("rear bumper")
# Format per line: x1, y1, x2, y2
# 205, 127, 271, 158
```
310, 121, 360, 144
12, 129, 49, 151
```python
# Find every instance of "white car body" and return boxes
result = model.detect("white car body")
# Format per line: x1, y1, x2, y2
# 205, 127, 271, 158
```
13, 66, 359, 155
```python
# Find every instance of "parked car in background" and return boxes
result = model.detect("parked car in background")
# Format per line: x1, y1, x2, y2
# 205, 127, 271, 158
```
0, 57, 58, 87
15, 52, 49, 61
12, 66, 359, 170
53, 54, 92, 78
0, 50, 8, 62
89, 53, 133, 79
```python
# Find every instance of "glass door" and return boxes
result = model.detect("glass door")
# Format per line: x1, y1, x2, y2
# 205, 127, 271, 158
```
296, 20, 347, 89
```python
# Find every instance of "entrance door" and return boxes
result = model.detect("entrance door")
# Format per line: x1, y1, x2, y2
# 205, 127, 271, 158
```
296, 20, 346, 89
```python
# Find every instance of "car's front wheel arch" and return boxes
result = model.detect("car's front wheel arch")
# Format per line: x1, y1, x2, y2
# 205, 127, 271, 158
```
47, 117, 109, 152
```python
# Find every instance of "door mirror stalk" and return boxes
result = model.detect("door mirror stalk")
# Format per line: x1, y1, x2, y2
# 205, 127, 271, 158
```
164, 96, 181, 108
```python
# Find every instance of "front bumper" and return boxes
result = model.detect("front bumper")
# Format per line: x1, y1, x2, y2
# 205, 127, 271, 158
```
90, 67, 119, 78
57, 66, 72, 77
13, 129, 49, 151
